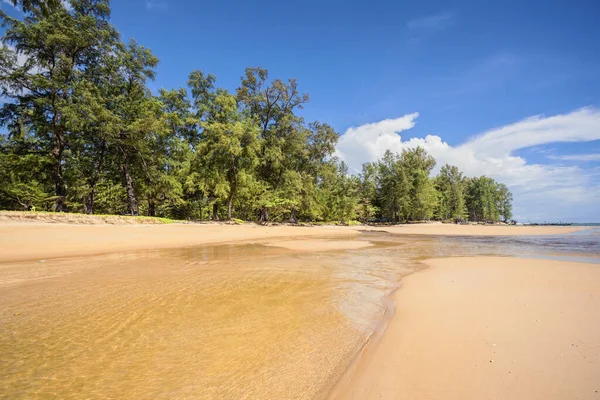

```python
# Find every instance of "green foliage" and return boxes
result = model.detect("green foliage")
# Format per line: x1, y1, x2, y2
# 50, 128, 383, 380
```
0, 3, 514, 224
464, 176, 514, 223
434, 164, 468, 221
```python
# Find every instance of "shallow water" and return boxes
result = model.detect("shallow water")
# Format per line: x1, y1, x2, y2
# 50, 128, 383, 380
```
1, 230, 598, 399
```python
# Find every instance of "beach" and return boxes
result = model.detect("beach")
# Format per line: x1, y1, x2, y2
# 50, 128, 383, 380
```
335, 257, 600, 400
1, 220, 598, 399
0, 219, 585, 263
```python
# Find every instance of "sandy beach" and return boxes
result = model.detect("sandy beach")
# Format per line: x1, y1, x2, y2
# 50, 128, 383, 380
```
1, 220, 598, 399
0, 220, 585, 263
335, 257, 600, 400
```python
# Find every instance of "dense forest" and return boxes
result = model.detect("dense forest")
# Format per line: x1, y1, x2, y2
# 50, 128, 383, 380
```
0, 0, 513, 223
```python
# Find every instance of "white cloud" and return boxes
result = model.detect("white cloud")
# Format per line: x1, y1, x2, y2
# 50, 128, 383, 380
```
1, 44, 45, 79
548, 153, 600, 162
335, 108, 600, 222
407, 12, 454, 30
61, 0, 72, 12
334, 113, 419, 165
2, 0, 21, 12
2, 44, 29, 68
466, 108, 600, 157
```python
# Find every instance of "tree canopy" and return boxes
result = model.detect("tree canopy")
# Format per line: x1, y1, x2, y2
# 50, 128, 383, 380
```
0, 1, 514, 224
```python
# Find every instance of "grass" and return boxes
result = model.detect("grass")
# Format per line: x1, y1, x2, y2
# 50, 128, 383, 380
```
0, 211, 367, 227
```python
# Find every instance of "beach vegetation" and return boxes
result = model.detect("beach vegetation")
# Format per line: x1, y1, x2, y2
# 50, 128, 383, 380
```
0, 1, 512, 224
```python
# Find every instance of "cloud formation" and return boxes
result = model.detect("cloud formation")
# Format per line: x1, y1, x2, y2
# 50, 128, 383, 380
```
1, 0, 20, 12
335, 108, 600, 222
2, 44, 30, 69
61, 0, 72, 12
548, 154, 600, 162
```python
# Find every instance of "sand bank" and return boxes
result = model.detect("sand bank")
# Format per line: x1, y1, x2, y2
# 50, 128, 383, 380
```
335, 257, 600, 400
0, 221, 588, 263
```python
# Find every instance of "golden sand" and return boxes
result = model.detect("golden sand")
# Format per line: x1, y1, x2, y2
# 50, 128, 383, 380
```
0, 221, 585, 263
335, 257, 600, 400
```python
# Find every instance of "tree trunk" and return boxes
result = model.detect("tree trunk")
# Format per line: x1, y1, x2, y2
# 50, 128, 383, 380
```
50, 101, 67, 212
288, 209, 298, 224
52, 141, 67, 212
212, 203, 219, 221
86, 140, 106, 215
227, 166, 238, 221
227, 178, 236, 221
148, 198, 156, 217
259, 207, 269, 225
123, 159, 139, 216
86, 189, 95, 215
227, 196, 233, 221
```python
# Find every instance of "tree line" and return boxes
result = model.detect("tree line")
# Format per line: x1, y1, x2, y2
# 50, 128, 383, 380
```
0, 0, 513, 223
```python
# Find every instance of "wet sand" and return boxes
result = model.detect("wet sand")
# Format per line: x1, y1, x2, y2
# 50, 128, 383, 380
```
0, 222, 585, 263
336, 257, 600, 400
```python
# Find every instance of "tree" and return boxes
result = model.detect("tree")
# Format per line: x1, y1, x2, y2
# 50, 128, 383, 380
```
107, 40, 164, 216
0, 6, 514, 223
434, 164, 467, 221
496, 183, 513, 222
194, 89, 260, 220
0, 0, 118, 211
399, 147, 436, 221
330, 162, 358, 223
377, 150, 409, 222
465, 176, 510, 223
237, 67, 310, 223
357, 162, 379, 222
0, 131, 54, 210
158, 87, 199, 219
411, 169, 437, 220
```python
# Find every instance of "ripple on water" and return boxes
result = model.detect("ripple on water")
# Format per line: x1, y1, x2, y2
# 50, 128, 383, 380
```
1, 241, 407, 399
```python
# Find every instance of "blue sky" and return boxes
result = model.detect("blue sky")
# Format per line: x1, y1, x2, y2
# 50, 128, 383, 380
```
2, 0, 600, 221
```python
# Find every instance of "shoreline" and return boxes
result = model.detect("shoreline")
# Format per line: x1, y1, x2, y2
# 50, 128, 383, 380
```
334, 256, 600, 399
0, 221, 589, 263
